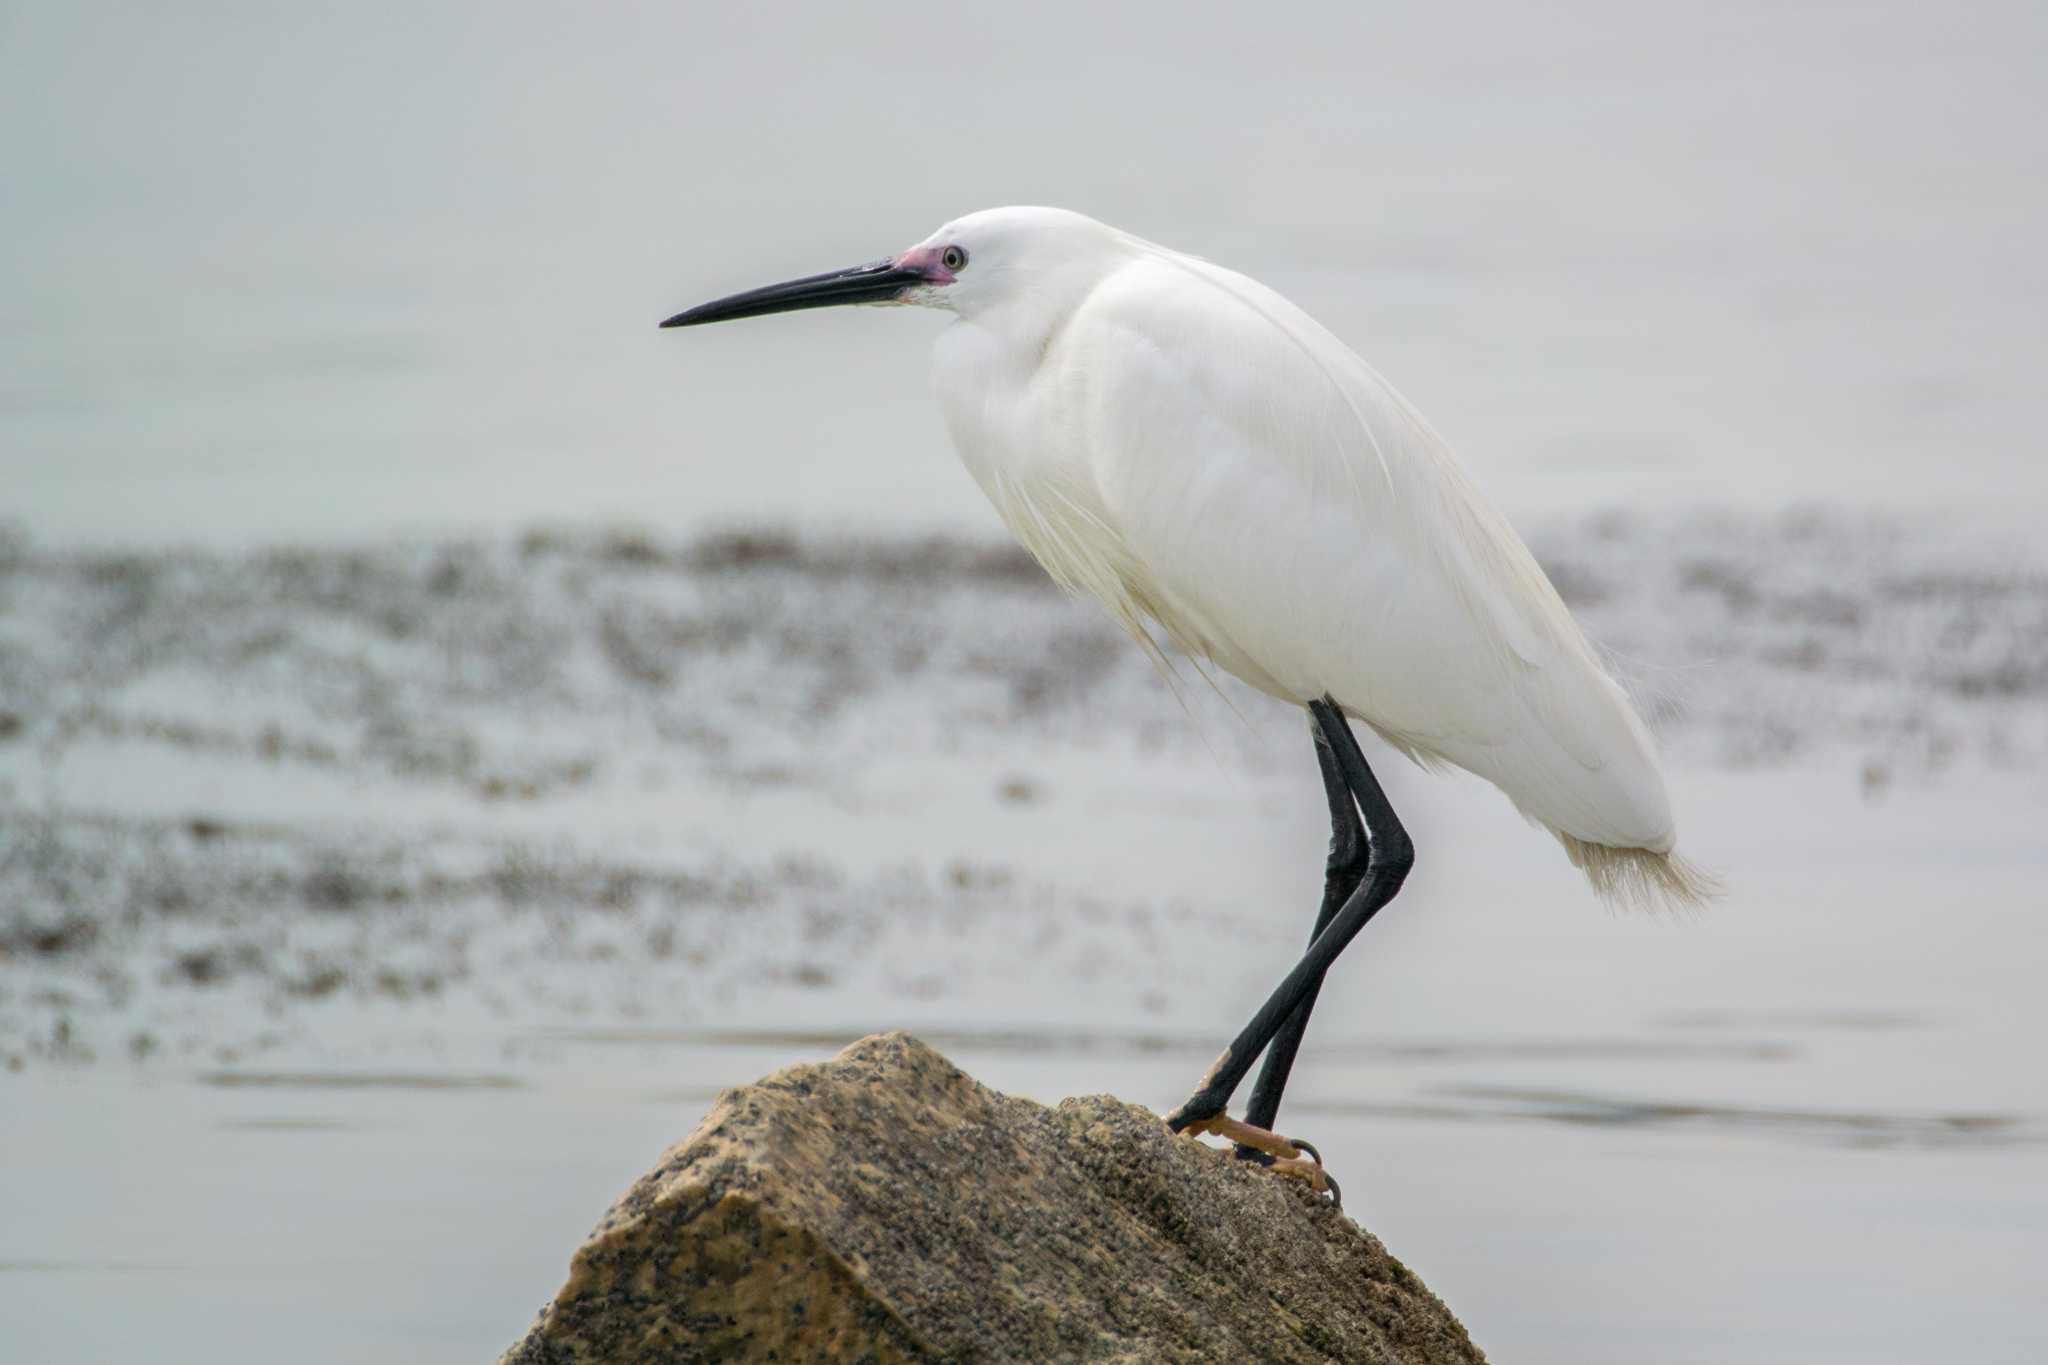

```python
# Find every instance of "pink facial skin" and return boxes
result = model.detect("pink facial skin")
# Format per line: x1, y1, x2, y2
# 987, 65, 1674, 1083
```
896, 243, 958, 285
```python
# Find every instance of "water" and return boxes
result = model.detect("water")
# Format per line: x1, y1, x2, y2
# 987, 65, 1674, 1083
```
4, 2, 2045, 546
5, 760, 2045, 1364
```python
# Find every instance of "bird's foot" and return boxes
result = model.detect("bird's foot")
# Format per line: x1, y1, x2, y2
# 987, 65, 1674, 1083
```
1171, 1111, 1340, 1206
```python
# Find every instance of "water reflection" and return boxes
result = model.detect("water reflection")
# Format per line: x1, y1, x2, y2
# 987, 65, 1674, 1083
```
1295, 1087, 2035, 1151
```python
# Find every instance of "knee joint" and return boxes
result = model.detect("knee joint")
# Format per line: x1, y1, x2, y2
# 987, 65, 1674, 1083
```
1376, 831, 1416, 887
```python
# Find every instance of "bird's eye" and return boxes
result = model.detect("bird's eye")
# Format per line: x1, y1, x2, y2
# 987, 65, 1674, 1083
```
941, 245, 968, 272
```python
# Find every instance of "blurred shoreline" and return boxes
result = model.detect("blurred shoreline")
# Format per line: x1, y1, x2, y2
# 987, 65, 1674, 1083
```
2, 508, 2043, 1073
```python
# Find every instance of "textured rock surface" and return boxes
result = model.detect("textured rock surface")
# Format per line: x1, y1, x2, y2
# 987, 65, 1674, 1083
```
501, 1032, 1485, 1364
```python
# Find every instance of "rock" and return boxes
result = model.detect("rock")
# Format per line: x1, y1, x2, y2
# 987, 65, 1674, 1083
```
501, 1032, 1486, 1364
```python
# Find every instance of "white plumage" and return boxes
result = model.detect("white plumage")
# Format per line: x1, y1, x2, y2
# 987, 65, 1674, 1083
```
920, 207, 1708, 908
663, 203, 1710, 910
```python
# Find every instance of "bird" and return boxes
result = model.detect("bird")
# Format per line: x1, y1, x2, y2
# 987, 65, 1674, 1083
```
660, 205, 1712, 1201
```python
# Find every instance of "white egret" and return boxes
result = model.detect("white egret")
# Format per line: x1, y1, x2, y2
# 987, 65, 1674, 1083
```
661, 206, 1711, 1199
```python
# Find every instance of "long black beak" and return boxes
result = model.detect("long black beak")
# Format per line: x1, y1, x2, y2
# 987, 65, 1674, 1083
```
659, 258, 924, 329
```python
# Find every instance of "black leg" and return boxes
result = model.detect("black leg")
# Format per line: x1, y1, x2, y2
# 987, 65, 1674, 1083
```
1167, 696, 1413, 1135
1234, 710, 1371, 1159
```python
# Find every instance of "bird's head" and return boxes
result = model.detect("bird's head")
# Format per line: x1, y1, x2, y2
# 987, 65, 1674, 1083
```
660, 206, 1131, 330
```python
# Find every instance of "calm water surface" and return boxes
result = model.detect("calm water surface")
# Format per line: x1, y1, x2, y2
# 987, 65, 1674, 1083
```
5, 762, 2045, 1364
4, 1, 2045, 544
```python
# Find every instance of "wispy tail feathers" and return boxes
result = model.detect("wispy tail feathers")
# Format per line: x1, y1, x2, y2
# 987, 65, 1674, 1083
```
1558, 834, 1720, 913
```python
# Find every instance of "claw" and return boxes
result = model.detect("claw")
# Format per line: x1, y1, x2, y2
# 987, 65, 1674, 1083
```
1263, 1152, 1332, 1192
1172, 1113, 1340, 1203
